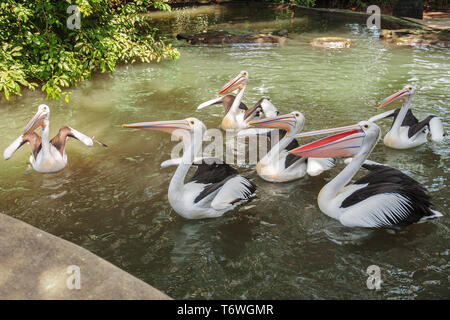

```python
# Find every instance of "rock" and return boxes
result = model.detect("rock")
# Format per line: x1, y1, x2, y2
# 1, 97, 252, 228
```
380, 29, 450, 47
176, 30, 287, 45
309, 37, 353, 49
271, 29, 289, 37
0, 213, 171, 299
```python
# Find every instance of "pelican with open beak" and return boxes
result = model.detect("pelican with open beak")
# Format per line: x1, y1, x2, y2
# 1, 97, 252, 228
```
369, 85, 444, 149
122, 118, 256, 219
237, 111, 334, 182
4, 104, 106, 173
289, 121, 442, 229
197, 71, 278, 130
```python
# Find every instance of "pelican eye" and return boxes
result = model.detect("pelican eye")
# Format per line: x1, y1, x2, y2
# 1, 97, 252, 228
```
363, 124, 369, 129
190, 120, 195, 125
294, 113, 300, 117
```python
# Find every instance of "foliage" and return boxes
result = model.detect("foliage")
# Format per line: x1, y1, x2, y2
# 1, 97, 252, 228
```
0, 0, 179, 101
424, 0, 449, 10
347, 0, 388, 8
296, 0, 316, 6
311, 0, 393, 9
313, 0, 448, 10
269, 0, 316, 7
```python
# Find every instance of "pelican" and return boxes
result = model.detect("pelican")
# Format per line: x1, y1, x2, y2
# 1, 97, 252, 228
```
289, 121, 443, 229
3, 104, 106, 173
370, 85, 445, 149
197, 71, 278, 130
122, 117, 257, 219
238, 111, 334, 182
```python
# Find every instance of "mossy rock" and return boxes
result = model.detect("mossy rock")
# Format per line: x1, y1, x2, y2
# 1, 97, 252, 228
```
271, 29, 289, 37
176, 30, 288, 45
437, 29, 450, 41
380, 29, 449, 47
309, 37, 353, 49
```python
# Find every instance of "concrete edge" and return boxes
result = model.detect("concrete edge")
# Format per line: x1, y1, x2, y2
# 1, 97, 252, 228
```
0, 213, 172, 300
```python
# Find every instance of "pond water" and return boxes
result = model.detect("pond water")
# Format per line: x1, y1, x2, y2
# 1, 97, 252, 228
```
0, 4, 449, 299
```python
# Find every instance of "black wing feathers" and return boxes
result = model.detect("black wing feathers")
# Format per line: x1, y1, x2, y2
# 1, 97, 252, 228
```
341, 164, 436, 227
189, 160, 239, 184
190, 160, 238, 203
229, 179, 257, 205
407, 115, 437, 138
388, 108, 419, 128
387, 108, 440, 138
267, 129, 299, 150
283, 130, 303, 169
285, 137, 300, 151
194, 175, 236, 204
189, 160, 256, 204
284, 152, 304, 169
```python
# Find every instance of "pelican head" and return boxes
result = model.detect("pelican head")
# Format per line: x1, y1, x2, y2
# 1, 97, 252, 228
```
378, 85, 415, 108
219, 70, 249, 95
288, 121, 380, 158
122, 117, 206, 141
24, 104, 50, 134
249, 111, 305, 133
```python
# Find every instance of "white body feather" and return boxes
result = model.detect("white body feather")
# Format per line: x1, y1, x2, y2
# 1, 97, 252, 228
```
4, 136, 24, 160
4, 123, 93, 173
260, 99, 278, 118
168, 173, 255, 219
322, 184, 413, 228
429, 117, 444, 142
256, 150, 307, 182
371, 89, 445, 149
165, 122, 256, 219
316, 123, 442, 229
31, 144, 67, 173
384, 126, 428, 149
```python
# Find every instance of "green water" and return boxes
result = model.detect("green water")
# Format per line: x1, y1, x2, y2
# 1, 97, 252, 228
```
0, 5, 449, 299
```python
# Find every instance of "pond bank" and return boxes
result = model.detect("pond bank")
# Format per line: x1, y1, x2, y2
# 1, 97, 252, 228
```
163, 2, 449, 47
289, 5, 449, 46
0, 213, 170, 299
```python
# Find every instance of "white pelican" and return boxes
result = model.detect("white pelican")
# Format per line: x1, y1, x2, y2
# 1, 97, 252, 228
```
289, 121, 443, 229
238, 111, 334, 182
197, 71, 278, 130
122, 117, 257, 219
370, 85, 445, 149
3, 104, 106, 173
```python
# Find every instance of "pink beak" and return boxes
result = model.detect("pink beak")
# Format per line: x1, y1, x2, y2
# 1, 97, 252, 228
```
377, 89, 409, 108
288, 124, 365, 158
122, 120, 191, 135
24, 110, 46, 134
249, 113, 296, 131
219, 74, 246, 95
